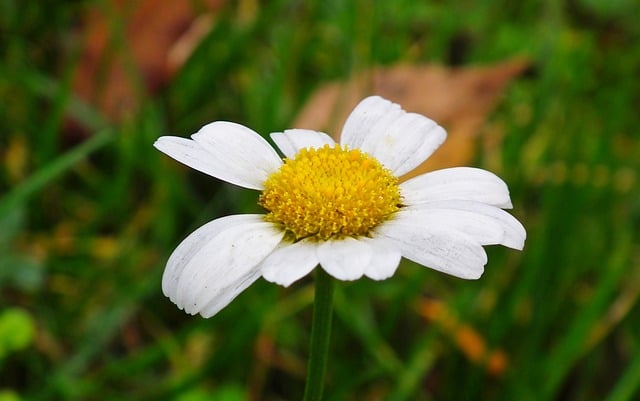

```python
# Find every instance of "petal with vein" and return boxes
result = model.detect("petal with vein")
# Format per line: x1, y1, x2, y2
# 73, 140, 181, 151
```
361, 236, 402, 280
378, 222, 488, 279
396, 201, 526, 250
191, 121, 283, 189
172, 216, 284, 316
340, 96, 403, 150
162, 214, 257, 298
198, 270, 262, 318
401, 167, 513, 208
318, 237, 371, 281
340, 96, 447, 176
261, 239, 319, 287
154, 136, 235, 184
270, 129, 335, 158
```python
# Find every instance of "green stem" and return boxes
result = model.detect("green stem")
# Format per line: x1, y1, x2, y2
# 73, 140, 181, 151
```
302, 268, 335, 401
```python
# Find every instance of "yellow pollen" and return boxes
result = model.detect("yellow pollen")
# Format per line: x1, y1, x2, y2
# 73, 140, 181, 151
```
259, 144, 401, 241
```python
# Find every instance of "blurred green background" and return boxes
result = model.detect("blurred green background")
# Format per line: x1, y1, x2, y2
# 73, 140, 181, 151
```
1, 0, 639, 400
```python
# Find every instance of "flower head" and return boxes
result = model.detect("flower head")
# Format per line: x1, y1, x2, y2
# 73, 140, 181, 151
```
155, 96, 526, 317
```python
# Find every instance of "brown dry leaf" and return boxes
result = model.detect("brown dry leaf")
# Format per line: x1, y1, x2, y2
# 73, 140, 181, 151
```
72, 0, 224, 122
293, 59, 529, 179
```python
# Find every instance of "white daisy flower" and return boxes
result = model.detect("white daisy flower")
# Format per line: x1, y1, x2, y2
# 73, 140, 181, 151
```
155, 96, 526, 318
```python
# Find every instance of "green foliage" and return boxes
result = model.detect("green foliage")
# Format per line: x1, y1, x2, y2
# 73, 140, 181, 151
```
1, 0, 639, 400
0, 390, 22, 401
0, 308, 35, 360
176, 385, 246, 401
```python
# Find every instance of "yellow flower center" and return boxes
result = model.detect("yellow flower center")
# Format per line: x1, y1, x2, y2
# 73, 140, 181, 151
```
259, 144, 401, 241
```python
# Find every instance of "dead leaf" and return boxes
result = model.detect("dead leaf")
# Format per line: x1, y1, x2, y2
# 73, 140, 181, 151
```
72, 0, 224, 122
293, 59, 529, 179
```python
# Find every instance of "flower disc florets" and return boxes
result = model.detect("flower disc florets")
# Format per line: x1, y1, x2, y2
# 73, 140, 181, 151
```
259, 144, 401, 241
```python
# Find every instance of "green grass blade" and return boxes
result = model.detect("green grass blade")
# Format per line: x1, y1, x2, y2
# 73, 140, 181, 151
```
0, 129, 113, 217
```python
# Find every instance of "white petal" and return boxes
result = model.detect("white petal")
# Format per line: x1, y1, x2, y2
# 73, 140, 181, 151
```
340, 96, 447, 176
154, 136, 233, 183
190, 121, 283, 189
340, 96, 403, 150
170, 215, 284, 317
401, 167, 513, 208
270, 129, 336, 158
317, 237, 371, 281
260, 239, 319, 287
198, 270, 261, 318
162, 214, 255, 298
377, 221, 488, 279
396, 200, 525, 250
360, 236, 402, 280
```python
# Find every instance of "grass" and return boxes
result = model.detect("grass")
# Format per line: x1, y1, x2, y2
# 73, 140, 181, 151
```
1, 0, 640, 400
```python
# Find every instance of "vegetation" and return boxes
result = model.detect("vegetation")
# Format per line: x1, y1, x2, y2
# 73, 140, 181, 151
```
1, 1, 639, 400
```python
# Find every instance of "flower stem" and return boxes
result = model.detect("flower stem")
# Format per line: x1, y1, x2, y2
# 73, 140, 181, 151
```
302, 268, 335, 401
